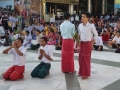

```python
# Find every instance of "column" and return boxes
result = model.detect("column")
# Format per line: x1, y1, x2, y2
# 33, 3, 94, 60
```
69, 4, 74, 15
105, 0, 107, 13
55, 4, 57, 14
40, 0, 42, 17
88, 0, 92, 13
102, 0, 105, 14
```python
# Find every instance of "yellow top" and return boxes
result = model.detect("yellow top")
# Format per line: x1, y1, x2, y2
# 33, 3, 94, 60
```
44, 26, 49, 35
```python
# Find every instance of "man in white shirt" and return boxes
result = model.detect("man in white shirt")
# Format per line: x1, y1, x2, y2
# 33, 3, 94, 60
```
31, 37, 53, 78
75, 14, 79, 25
71, 15, 74, 24
50, 15, 55, 23
78, 12, 98, 79
2, 38, 26, 81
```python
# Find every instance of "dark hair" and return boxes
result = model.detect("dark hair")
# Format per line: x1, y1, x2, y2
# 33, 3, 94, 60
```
26, 31, 29, 35
103, 30, 106, 33
64, 12, 71, 20
36, 29, 40, 33
116, 31, 120, 33
40, 37, 48, 42
17, 38, 23, 44
82, 12, 91, 19
58, 32, 61, 35
5, 33, 9, 35
50, 28, 54, 32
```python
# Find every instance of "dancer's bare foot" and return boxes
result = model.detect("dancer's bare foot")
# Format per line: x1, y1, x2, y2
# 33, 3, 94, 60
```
81, 77, 89, 79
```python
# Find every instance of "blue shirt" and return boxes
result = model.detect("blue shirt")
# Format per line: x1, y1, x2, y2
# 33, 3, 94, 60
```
60, 20, 75, 39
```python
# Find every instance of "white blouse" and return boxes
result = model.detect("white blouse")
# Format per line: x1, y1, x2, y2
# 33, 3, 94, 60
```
112, 36, 120, 44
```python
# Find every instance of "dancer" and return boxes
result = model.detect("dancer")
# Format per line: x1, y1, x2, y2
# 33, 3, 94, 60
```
31, 37, 53, 78
2, 38, 26, 81
60, 13, 75, 73
78, 12, 98, 79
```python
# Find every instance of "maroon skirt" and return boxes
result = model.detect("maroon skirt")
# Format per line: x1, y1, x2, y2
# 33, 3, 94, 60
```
61, 39, 74, 72
78, 41, 92, 77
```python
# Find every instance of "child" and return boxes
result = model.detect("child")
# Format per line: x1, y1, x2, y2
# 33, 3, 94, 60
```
2, 38, 26, 81
31, 37, 53, 78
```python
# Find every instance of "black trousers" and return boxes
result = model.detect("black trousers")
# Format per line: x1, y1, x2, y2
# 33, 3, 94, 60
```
31, 44, 40, 50
112, 43, 120, 49
93, 45, 103, 51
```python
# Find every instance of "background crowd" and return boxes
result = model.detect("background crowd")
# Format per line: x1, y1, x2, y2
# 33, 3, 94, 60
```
0, 12, 120, 53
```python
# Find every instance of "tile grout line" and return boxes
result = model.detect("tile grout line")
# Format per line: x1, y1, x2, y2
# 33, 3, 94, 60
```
65, 73, 81, 90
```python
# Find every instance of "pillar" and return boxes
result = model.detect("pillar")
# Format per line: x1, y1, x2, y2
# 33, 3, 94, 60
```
40, 0, 42, 18
88, 0, 92, 13
69, 4, 74, 15
105, 0, 107, 13
102, 0, 105, 14
55, 4, 57, 14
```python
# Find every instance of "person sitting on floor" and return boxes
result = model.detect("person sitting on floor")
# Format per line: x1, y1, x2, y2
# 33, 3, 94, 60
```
93, 32, 103, 51
55, 32, 62, 50
47, 28, 58, 45
101, 30, 109, 43
31, 37, 53, 78
2, 38, 26, 81
31, 30, 43, 50
23, 31, 32, 49
112, 31, 120, 49
3, 33, 12, 46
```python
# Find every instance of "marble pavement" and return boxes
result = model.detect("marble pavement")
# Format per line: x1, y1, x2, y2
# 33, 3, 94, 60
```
0, 45, 120, 90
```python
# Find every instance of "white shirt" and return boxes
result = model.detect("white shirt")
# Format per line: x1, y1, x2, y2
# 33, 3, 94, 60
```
94, 36, 103, 46
8, 46, 26, 66
38, 45, 53, 63
0, 26, 5, 36
50, 17, 55, 23
75, 15, 79, 21
112, 36, 120, 44
71, 17, 74, 21
23, 35, 32, 44
78, 22, 98, 41
36, 34, 43, 44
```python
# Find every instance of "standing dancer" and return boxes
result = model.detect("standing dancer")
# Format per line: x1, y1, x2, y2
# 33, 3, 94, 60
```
60, 13, 75, 73
78, 12, 98, 79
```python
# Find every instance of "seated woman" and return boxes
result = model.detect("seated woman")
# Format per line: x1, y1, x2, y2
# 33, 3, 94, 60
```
47, 28, 58, 45
112, 31, 120, 49
93, 33, 103, 51
55, 32, 62, 50
31, 37, 53, 78
2, 38, 26, 81
3, 33, 12, 46
23, 31, 32, 49
101, 30, 109, 43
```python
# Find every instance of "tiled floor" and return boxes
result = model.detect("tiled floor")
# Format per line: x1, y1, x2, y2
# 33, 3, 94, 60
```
0, 45, 120, 90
